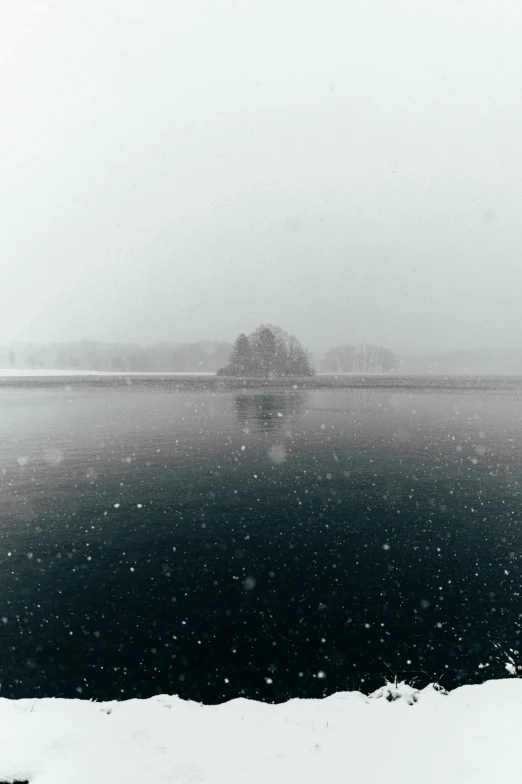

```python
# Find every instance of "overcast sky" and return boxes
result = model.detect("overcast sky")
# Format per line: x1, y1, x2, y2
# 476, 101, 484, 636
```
1, 0, 521, 354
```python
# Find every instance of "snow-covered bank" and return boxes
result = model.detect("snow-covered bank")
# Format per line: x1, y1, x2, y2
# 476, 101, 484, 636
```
2, 679, 521, 784
0, 369, 215, 377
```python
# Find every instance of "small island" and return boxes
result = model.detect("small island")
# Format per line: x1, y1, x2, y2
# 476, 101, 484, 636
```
217, 324, 314, 377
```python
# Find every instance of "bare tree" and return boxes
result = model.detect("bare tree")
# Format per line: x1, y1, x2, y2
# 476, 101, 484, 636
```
322, 344, 396, 373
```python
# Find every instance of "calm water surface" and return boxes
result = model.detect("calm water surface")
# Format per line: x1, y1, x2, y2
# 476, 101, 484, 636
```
0, 378, 521, 701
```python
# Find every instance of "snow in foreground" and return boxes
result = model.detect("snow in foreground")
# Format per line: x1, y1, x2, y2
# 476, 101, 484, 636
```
2, 679, 521, 784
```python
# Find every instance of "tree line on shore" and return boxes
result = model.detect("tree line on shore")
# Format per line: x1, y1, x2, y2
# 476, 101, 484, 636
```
0, 341, 232, 373
320, 344, 396, 374
0, 331, 396, 375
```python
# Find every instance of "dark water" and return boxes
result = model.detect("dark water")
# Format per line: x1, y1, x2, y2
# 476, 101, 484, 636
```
1, 378, 521, 701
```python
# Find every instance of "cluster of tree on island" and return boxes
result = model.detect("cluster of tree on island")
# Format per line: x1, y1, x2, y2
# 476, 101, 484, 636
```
0, 331, 396, 375
217, 325, 314, 377
217, 325, 396, 376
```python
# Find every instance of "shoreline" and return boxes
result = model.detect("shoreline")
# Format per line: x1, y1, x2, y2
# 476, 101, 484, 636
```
1, 371, 522, 390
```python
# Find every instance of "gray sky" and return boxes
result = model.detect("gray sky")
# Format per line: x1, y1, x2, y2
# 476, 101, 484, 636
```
2, 0, 522, 354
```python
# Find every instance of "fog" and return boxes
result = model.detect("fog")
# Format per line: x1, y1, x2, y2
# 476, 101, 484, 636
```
2, 0, 521, 355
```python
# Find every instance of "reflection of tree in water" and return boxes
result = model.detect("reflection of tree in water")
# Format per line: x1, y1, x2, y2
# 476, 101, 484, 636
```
234, 392, 307, 433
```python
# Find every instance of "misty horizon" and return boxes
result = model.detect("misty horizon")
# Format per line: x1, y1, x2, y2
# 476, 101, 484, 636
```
6, 337, 522, 378
3, 1, 522, 354
6, 335, 522, 357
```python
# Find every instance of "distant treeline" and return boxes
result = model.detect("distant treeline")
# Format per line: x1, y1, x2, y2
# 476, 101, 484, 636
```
4, 341, 520, 375
320, 344, 396, 374
1, 339, 402, 375
0, 341, 232, 372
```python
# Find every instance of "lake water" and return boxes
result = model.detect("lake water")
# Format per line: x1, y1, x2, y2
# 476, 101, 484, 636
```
1, 377, 521, 701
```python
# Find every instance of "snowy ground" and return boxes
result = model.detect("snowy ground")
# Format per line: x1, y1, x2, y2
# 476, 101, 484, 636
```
0, 369, 215, 377
2, 679, 521, 784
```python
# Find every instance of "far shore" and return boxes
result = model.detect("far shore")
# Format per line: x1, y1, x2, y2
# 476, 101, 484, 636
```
1, 370, 521, 390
